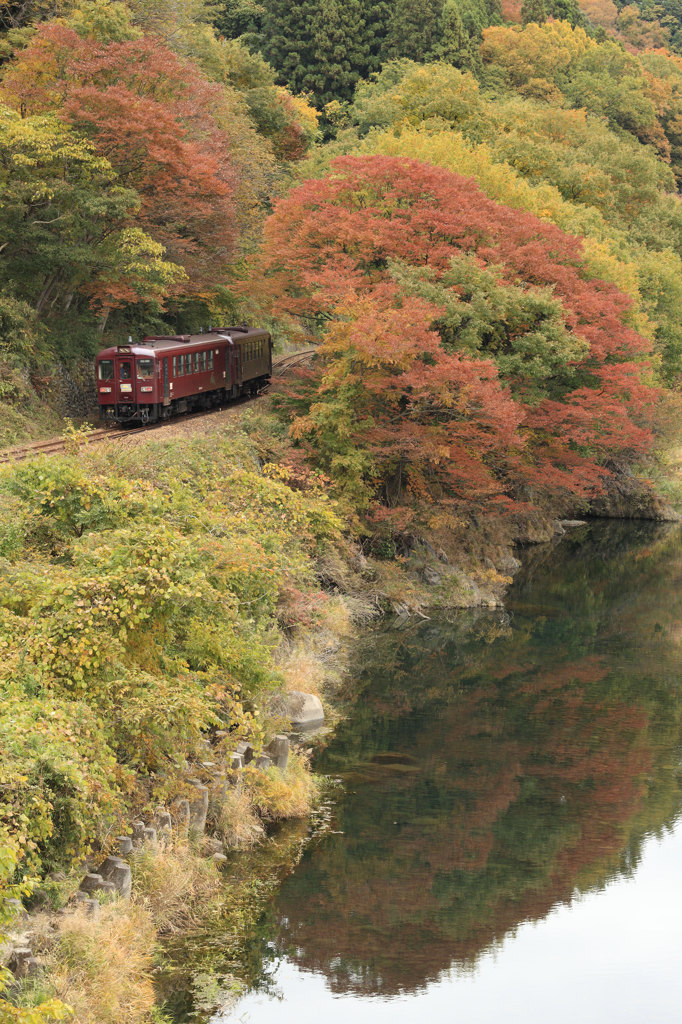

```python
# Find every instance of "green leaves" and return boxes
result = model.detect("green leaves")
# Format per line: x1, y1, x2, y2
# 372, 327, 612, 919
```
0, 429, 342, 872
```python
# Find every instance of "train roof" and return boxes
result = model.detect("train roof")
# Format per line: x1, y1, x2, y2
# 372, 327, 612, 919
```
96, 326, 270, 359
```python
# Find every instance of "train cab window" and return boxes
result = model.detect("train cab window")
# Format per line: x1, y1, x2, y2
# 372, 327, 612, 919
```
119, 361, 132, 380
136, 358, 154, 380
98, 360, 114, 380
193, 352, 200, 373
184, 353, 192, 375
175, 355, 184, 377
200, 351, 207, 372
207, 351, 214, 370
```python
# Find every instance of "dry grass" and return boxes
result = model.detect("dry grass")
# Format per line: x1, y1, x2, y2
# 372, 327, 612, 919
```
243, 749, 318, 822
130, 845, 222, 935
279, 642, 325, 697
214, 786, 265, 851
47, 905, 157, 1024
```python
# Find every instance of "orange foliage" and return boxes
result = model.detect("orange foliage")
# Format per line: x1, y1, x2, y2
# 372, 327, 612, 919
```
260, 155, 656, 516
1, 24, 240, 290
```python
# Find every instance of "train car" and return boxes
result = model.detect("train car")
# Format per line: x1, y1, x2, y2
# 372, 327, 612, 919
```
96, 326, 272, 425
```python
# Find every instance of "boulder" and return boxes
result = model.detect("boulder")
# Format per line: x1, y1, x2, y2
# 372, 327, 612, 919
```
188, 783, 209, 834
255, 754, 272, 770
9, 948, 38, 979
285, 691, 325, 731
173, 798, 190, 832
115, 836, 133, 856
79, 873, 116, 896
79, 873, 104, 894
265, 735, 290, 771
155, 810, 172, 833
110, 863, 132, 899
202, 837, 224, 857
229, 752, 244, 771
98, 857, 132, 899
131, 820, 146, 844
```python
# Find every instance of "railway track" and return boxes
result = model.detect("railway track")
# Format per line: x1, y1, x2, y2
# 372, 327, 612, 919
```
0, 347, 317, 465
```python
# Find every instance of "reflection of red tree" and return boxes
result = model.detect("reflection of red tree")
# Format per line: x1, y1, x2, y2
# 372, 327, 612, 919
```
278, 653, 658, 995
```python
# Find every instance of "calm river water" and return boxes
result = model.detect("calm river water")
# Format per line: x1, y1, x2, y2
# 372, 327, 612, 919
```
223, 520, 682, 1023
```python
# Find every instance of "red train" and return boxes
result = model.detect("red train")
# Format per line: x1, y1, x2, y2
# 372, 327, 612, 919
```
95, 326, 272, 425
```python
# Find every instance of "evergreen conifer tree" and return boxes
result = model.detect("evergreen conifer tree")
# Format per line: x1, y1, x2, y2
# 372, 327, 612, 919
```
255, 0, 374, 105
382, 0, 444, 62
521, 0, 547, 22
438, 0, 468, 63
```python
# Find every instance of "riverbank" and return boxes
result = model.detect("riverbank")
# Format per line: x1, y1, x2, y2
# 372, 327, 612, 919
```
1, 404, 680, 1023
225, 518, 682, 1023
0, 408, 359, 1022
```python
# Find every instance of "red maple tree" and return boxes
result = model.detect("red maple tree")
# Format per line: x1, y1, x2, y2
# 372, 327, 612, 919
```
2, 24, 240, 290
259, 155, 656, 520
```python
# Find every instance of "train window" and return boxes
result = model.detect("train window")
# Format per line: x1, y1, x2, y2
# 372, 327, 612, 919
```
200, 351, 207, 372
137, 358, 154, 380
176, 355, 184, 377
184, 353, 192, 374
193, 352, 200, 373
207, 351, 214, 370
98, 360, 113, 380
119, 361, 132, 380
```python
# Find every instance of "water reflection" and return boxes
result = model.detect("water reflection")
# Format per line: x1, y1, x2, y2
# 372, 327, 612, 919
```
264, 521, 682, 999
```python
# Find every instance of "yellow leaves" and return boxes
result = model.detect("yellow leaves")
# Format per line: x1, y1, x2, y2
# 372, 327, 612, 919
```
482, 21, 597, 82
364, 127, 649, 324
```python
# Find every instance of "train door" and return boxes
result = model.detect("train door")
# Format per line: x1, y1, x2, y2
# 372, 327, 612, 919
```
162, 358, 170, 406
116, 356, 134, 403
230, 347, 240, 396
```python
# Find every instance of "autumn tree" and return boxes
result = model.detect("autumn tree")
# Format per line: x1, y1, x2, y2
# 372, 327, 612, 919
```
1, 25, 244, 292
0, 103, 183, 337
364, 125, 682, 381
481, 22, 678, 168
259, 156, 655, 529
351, 59, 481, 135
